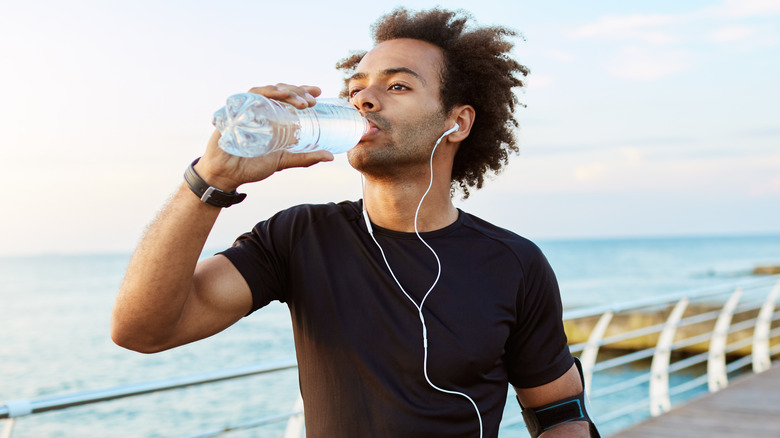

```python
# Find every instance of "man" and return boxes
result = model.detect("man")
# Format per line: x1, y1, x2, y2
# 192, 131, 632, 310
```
111, 7, 597, 438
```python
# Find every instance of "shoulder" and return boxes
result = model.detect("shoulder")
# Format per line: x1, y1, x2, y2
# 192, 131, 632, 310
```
457, 212, 558, 298
259, 200, 362, 235
219, 200, 363, 310
226, 200, 361, 257
459, 211, 548, 266
272, 200, 361, 221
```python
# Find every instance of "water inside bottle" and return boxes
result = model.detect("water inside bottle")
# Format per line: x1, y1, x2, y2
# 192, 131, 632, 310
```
213, 94, 298, 157
287, 98, 370, 154
213, 94, 368, 157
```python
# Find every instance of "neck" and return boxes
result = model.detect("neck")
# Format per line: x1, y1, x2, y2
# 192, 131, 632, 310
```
362, 167, 457, 233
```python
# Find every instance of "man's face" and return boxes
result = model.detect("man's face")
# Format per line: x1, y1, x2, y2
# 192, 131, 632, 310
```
346, 38, 449, 178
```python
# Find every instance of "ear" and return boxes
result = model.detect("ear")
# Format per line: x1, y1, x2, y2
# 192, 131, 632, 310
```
446, 104, 475, 143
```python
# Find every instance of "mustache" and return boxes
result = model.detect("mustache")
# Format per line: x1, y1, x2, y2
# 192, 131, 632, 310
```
363, 112, 391, 132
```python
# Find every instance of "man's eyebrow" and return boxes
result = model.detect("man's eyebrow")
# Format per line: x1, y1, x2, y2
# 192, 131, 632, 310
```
348, 67, 426, 85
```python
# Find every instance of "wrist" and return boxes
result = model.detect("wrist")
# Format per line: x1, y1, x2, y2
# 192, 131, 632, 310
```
192, 159, 241, 192
184, 158, 246, 208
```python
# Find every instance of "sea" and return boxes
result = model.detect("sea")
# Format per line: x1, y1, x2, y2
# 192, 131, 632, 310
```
1, 233, 779, 437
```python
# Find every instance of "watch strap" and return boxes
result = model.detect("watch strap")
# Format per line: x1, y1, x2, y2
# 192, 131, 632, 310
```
183, 158, 246, 208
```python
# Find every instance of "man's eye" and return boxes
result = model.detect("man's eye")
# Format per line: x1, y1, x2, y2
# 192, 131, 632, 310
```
389, 84, 408, 91
349, 89, 362, 98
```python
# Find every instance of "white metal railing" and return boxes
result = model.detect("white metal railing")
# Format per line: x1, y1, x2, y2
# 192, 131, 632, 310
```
566, 275, 780, 429
2, 275, 779, 437
0, 359, 300, 438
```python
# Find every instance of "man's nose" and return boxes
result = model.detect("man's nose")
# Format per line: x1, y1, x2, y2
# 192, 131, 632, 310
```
352, 88, 380, 112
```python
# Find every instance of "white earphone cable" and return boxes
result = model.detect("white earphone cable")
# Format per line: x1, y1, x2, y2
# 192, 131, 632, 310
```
361, 124, 482, 438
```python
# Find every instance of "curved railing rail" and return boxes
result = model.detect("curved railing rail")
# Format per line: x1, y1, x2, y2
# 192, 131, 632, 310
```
567, 274, 780, 430
2, 275, 779, 437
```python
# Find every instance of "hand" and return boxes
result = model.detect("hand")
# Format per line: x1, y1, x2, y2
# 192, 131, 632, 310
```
195, 84, 335, 191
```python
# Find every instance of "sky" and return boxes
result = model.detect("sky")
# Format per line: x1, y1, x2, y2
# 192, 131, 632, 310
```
1, 0, 779, 256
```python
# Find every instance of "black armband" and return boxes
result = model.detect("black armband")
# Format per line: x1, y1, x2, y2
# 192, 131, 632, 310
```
519, 358, 601, 437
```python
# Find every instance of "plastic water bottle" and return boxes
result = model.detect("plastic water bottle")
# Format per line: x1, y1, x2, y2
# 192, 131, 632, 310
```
212, 93, 369, 157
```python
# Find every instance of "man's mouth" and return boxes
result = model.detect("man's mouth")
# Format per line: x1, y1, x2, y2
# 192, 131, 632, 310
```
361, 115, 387, 139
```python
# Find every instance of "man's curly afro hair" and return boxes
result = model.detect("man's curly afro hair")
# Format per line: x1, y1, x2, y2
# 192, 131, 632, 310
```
336, 7, 528, 198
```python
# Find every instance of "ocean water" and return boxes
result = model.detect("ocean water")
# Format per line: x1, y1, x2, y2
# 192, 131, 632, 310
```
1, 234, 779, 437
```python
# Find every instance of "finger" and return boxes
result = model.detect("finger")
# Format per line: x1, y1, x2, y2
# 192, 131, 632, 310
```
274, 83, 317, 108
277, 150, 334, 170
247, 85, 291, 99
246, 84, 310, 109
301, 85, 322, 98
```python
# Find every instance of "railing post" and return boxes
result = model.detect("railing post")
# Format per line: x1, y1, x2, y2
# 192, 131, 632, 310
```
283, 395, 304, 438
1, 419, 15, 438
753, 281, 780, 373
580, 311, 613, 395
650, 297, 689, 417
708, 288, 742, 392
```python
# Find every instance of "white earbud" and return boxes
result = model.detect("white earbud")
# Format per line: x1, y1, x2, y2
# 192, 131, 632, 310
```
443, 123, 459, 136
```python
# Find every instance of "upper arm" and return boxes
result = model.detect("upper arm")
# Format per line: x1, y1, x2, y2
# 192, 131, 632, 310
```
164, 254, 254, 349
514, 364, 590, 437
513, 363, 582, 408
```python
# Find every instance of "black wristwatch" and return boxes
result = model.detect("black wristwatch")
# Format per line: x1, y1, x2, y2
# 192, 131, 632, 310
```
183, 158, 246, 208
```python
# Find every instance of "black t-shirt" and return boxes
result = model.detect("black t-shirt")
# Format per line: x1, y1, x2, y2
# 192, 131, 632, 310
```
221, 200, 573, 438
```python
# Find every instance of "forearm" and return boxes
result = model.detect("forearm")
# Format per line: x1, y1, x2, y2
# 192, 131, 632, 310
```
111, 84, 332, 352
538, 421, 590, 437
111, 183, 221, 352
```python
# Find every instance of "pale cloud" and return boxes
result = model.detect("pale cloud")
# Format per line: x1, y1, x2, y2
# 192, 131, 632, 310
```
662, 154, 780, 197
708, 25, 778, 48
574, 162, 609, 182
546, 149, 780, 197
619, 147, 644, 166
538, 49, 576, 63
527, 74, 555, 89
709, 26, 758, 42
492, 144, 779, 203
748, 174, 780, 197
605, 45, 693, 81
566, 11, 692, 82
569, 13, 680, 44
572, 0, 780, 43
710, 0, 780, 18
569, 1, 780, 81
572, 147, 645, 183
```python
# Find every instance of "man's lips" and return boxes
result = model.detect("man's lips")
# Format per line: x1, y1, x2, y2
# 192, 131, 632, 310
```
361, 117, 384, 140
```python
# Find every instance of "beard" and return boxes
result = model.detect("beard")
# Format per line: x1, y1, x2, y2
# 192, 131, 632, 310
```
348, 109, 448, 180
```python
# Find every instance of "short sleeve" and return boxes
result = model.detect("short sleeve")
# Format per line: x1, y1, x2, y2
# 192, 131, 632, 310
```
505, 246, 574, 388
219, 214, 291, 314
